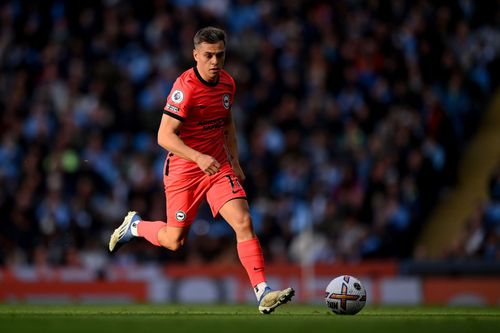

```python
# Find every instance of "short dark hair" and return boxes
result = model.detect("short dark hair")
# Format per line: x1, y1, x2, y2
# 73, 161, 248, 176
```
193, 26, 226, 48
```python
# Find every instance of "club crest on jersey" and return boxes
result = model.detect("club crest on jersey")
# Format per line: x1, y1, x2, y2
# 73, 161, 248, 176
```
222, 94, 230, 109
175, 211, 186, 222
171, 90, 184, 104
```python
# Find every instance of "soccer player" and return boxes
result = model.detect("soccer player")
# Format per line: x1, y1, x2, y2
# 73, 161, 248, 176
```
108, 26, 294, 314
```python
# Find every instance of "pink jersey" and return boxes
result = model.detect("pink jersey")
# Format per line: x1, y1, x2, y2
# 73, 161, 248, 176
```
163, 67, 235, 176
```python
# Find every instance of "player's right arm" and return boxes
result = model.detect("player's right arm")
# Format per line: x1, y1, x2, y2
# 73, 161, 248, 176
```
157, 114, 220, 175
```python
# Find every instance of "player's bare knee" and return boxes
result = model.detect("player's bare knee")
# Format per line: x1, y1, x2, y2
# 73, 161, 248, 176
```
158, 233, 186, 251
169, 242, 184, 251
236, 213, 252, 227
160, 238, 185, 251
232, 214, 254, 238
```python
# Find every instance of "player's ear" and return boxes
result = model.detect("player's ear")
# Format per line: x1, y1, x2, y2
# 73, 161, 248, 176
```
193, 48, 198, 61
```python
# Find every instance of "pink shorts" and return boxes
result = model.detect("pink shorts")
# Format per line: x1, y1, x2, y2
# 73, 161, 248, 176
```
163, 163, 247, 227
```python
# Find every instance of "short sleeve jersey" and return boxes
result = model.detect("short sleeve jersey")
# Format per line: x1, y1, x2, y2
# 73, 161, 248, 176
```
163, 67, 235, 176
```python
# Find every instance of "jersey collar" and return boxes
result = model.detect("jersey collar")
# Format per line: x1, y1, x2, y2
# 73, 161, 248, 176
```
194, 67, 219, 87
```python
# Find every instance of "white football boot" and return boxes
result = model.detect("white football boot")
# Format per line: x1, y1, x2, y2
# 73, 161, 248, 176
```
258, 287, 295, 314
109, 211, 141, 253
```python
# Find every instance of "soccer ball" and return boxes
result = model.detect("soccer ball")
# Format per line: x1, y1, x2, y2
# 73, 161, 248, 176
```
325, 275, 367, 315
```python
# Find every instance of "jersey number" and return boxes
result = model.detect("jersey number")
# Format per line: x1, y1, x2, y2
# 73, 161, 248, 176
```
226, 175, 242, 193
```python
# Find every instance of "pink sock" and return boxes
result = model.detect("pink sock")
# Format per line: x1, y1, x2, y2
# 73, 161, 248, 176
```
237, 238, 266, 287
137, 221, 167, 247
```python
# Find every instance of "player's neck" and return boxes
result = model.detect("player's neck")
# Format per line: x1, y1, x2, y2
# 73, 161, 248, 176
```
194, 66, 219, 86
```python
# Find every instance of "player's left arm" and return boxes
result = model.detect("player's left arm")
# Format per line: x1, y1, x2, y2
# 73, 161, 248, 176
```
224, 110, 245, 181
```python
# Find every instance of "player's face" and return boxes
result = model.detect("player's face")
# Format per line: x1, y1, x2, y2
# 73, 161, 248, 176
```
193, 41, 225, 82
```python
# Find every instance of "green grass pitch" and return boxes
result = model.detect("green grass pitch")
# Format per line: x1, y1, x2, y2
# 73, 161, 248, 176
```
1, 304, 499, 333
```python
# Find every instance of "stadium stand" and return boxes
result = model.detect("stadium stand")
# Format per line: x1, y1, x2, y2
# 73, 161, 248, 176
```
0, 0, 499, 270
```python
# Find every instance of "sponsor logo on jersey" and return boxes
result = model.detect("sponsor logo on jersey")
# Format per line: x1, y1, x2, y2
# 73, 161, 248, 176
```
165, 103, 180, 113
171, 90, 184, 104
175, 210, 186, 221
197, 117, 226, 130
222, 93, 230, 109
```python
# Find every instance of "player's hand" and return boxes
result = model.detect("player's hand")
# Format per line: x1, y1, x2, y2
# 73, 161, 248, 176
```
195, 154, 220, 175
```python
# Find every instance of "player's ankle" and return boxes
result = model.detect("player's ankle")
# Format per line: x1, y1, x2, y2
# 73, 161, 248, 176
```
130, 220, 140, 236
254, 282, 269, 301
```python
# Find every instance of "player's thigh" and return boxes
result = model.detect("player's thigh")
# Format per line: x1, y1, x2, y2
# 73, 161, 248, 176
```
218, 197, 251, 222
206, 165, 247, 218
218, 198, 255, 241
164, 174, 209, 226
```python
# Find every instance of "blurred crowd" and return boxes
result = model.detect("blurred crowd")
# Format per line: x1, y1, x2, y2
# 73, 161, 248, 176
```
449, 158, 500, 260
0, 0, 499, 270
